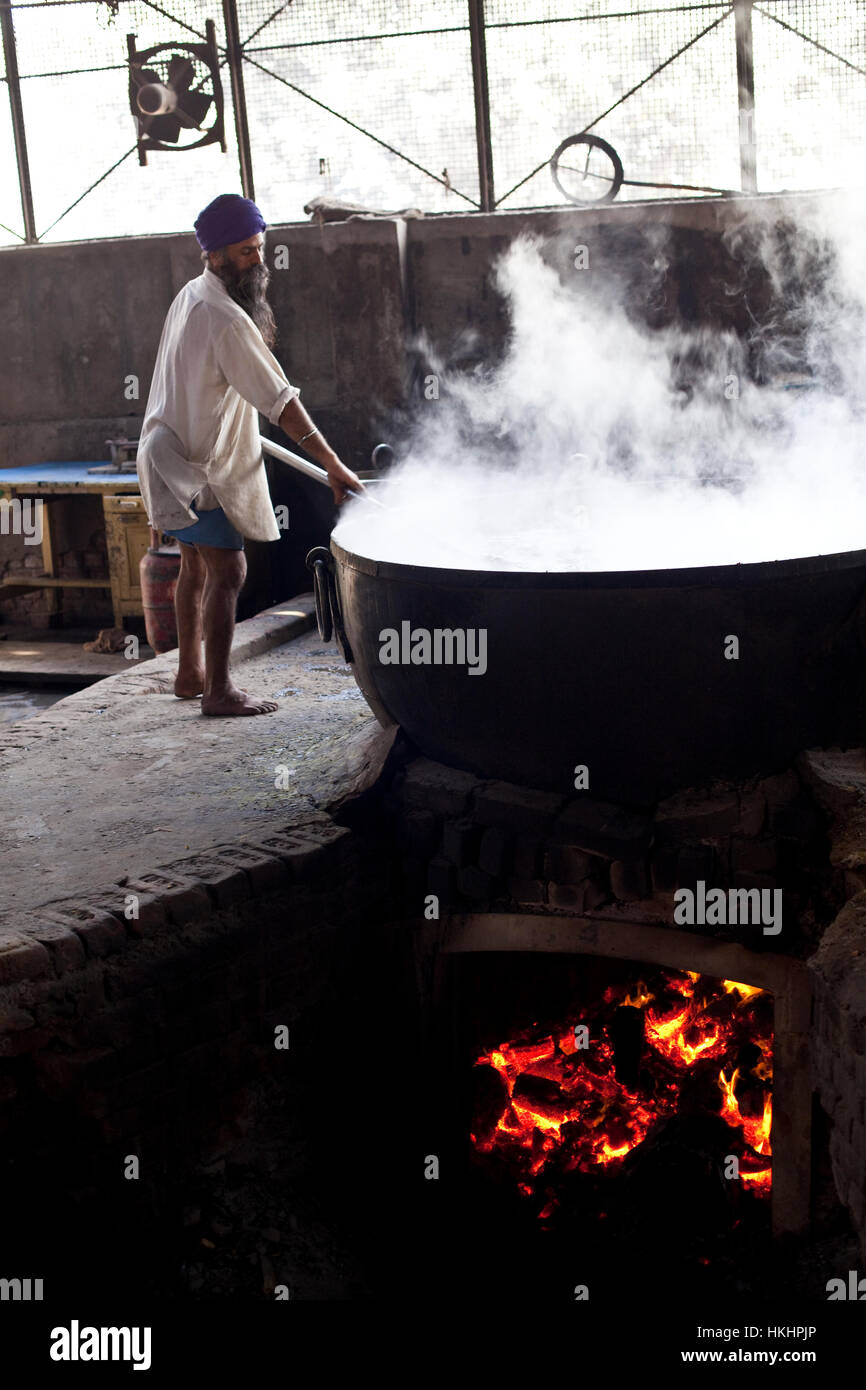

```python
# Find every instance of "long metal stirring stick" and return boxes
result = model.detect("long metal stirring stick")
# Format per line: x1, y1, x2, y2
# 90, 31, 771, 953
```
260, 436, 385, 507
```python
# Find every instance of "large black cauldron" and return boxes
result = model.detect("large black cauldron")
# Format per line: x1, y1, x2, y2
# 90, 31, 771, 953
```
309, 539, 866, 804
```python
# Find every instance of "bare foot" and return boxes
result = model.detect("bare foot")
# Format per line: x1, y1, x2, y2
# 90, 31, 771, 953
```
201, 684, 279, 716
174, 667, 205, 698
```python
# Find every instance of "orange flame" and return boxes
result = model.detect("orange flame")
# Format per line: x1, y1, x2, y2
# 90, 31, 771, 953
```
722, 979, 765, 1003
718, 1066, 772, 1154
623, 981, 654, 1009
473, 968, 773, 1212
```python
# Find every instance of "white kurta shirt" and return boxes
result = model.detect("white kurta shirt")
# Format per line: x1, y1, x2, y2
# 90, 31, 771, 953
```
136, 266, 299, 542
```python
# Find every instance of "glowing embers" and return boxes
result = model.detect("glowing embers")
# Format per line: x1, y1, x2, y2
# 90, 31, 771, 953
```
470, 969, 773, 1211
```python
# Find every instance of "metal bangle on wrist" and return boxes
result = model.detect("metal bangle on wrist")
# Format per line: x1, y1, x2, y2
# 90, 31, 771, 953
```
297, 426, 320, 445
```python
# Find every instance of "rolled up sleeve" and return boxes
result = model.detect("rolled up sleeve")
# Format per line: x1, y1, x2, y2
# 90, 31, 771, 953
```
215, 317, 300, 425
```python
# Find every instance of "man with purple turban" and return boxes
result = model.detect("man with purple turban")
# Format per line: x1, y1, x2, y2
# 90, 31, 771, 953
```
137, 193, 361, 716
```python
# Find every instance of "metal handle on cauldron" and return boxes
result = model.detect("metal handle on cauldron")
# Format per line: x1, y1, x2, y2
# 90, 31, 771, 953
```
305, 546, 353, 663
307, 546, 334, 643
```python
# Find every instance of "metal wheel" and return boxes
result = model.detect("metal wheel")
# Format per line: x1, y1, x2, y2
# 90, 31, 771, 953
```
550, 133, 624, 206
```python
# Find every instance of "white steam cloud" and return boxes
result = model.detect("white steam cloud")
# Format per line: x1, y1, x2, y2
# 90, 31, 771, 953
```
334, 196, 866, 572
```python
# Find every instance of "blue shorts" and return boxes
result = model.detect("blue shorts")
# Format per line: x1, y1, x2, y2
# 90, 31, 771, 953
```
168, 505, 244, 550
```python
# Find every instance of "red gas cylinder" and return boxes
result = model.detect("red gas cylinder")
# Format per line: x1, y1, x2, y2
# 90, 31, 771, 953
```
140, 527, 181, 654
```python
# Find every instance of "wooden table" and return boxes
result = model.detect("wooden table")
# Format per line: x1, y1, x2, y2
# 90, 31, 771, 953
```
0, 463, 150, 628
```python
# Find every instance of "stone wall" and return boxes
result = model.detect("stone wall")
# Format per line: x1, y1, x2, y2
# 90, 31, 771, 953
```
799, 748, 866, 1262
401, 191, 839, 386
0, 816, 391, 1237
810, 897, 866, 1256
386, 753, 836, 956
0, 219, 408, 474
0, 192, 833, 473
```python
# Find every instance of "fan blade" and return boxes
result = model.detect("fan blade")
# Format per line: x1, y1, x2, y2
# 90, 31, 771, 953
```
130, 66, 161, 89
175, 90, 212, 129
147, 115, 181, 144
166, 55, 195, 95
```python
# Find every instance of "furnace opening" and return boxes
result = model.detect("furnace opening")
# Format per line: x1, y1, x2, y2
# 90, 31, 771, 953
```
471, 963, 773, 1227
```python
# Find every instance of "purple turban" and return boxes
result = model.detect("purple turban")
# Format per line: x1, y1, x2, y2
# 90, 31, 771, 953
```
194, 194, 266, 251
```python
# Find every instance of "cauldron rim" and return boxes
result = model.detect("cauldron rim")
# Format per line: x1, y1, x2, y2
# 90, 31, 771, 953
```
330, 538, 866, 590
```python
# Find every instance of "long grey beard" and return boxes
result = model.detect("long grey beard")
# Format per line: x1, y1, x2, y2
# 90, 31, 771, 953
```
221, 263, 277, 350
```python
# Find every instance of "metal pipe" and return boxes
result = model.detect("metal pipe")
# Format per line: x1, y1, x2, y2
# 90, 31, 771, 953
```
734, 0, 757, 193
260, 434, 332, 486
222, 0, 256, 199
0, 0, 37, 242
260, 435, 382, 505
467, 0, 495, 212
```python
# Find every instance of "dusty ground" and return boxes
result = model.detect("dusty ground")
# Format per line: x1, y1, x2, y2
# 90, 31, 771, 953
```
1, 613, 374, 917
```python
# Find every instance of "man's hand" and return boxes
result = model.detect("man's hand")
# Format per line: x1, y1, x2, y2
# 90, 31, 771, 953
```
276, 399, 363, 504
325, 454, 364, 505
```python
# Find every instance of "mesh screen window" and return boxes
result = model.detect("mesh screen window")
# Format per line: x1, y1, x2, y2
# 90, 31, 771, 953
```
0, 0, 864, 245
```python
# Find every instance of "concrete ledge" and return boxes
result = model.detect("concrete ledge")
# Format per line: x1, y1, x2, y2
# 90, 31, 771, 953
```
48, 596, 317, 708
0, 589, 372, 983
0, 814, 353, 993
0, 599, 372, 919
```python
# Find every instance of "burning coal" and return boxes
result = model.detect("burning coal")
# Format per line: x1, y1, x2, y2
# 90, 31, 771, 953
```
470, 969, 772, 1221
336, 199, 866, 571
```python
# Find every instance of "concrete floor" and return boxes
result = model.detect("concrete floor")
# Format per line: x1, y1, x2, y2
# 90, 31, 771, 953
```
1, 599, 376, 918
0, 636, 154, 684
